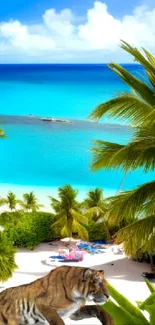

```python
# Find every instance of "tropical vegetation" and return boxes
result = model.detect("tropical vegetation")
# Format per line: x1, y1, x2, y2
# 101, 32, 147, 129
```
101, 279, 155, 325
0, 185, 110, 249
0, 231, 17, 282
20, 191, 43, 212
82, 188, 107, 222
49, 184, 88, 240
0, 191, 20, 211
4, 211, 56, 250
89, 41, 155, 261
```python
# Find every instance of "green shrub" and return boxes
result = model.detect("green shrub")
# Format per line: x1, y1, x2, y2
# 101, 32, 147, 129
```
87, 219, 109, 241
3, 212, 56, 250
0, 231, 17, 282
0, 211, 23, 226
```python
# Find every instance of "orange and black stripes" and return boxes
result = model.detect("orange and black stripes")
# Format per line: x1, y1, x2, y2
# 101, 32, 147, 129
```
0, 266, 109, 325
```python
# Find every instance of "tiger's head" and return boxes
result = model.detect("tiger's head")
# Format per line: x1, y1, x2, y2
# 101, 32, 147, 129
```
75, 268, 109, 304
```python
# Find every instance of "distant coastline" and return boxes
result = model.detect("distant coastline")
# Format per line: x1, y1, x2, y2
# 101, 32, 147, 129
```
0, 114, 130, 132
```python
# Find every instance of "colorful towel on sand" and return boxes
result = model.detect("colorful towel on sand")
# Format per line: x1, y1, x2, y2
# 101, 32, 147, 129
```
64, 250, 84, 261
77, 241, 105, 254
49, 250, 84, 262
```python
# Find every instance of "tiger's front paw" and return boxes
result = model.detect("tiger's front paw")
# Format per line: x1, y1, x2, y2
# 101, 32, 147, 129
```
70, 311, 83, 321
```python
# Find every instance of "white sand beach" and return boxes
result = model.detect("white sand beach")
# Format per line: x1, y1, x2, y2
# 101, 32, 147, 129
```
0, 242, 151, 324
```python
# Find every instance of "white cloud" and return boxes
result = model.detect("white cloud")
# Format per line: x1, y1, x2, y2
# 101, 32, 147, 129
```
0, 1, 155, 62
78, 2, 121, 49
0, 20, 55, 51
43, 8, 75, 37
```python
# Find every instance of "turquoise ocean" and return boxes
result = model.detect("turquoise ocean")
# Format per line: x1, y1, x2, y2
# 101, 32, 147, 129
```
0, 64, 154, 199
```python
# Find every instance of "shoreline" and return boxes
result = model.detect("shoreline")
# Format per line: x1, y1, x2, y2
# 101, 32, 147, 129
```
0, 184, 116, 212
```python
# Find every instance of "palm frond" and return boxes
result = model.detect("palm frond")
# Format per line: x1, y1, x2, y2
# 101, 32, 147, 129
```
141, 110, 155, 127
106, 181, 155, 224
117, 215, 155, 255
90, 125, 155, 173
120, 41, 155, 90
108, 63, 155, 106
72, 219, 89, 240
51, 216, 66, 229
70, 209, 88, 225
49, 196, 61, 213
61, 225, 70, 238
120, 41, 155, 74
84, 207, 105, 222
88, 94, 153, 126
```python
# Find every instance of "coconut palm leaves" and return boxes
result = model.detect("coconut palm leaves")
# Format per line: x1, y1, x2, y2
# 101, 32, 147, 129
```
117, 216, 155, 256
20, 192, 43, 212
88, 41, 155, 127
89, 41, 155, 257
91, 126, 155, 173
82, 188, 107, 222
0, 192, 20, 211
2, 191, 20, 211
49, 185, 88, 240
106, 181, 155, 225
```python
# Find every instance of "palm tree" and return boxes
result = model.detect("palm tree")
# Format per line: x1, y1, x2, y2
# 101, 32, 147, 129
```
88, 41, 155, 127
49, 185, 88, 240
0, 231, 17, 282
2, 191, 20, 211
82, 188, 107, 222
20, 192, 43, 212
88, 41, 155, 259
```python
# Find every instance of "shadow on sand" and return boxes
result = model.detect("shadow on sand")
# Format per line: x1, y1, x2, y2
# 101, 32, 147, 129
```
90, 257, 151, 282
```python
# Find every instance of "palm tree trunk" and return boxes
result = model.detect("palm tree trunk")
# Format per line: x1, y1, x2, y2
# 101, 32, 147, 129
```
67, 216, 73, 242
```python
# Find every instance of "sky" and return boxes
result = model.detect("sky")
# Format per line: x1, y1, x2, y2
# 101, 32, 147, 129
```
0, 0, 155, 63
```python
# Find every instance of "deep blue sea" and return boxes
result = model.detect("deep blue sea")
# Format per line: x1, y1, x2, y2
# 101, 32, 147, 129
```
0, 64, 154, 195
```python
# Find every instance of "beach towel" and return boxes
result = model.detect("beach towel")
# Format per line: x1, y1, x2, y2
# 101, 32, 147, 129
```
77, 241, 104, 254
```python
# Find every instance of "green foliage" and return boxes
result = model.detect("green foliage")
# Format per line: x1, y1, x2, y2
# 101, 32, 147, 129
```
0, 231, 17, 282
117, 216, 155, 255
145, 278, 155, 293
1, 191, 21, 211
20, 191, 43, 212
4, 212, 55, 250
105, 181, 155, 225
88, 41, 155, 257
0, 211, 22, 226
50, 185, 88, 240
90, 126, 155, 173
88, 41, 155, 127
86, 219, 109, 241
82, 188, 108, 222
101, 280, 155, 324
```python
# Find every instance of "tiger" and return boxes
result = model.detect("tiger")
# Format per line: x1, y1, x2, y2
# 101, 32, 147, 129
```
0, 265, 114, 325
